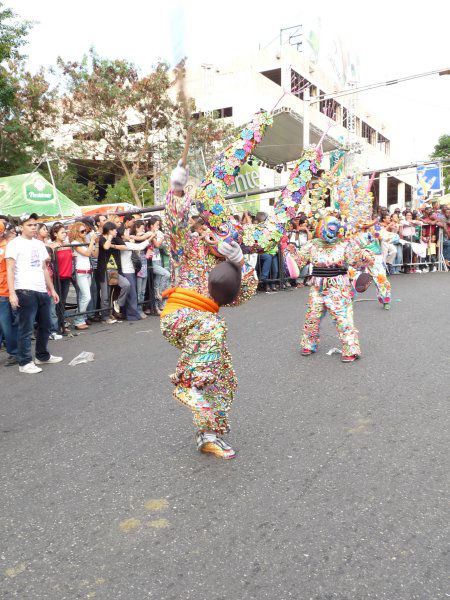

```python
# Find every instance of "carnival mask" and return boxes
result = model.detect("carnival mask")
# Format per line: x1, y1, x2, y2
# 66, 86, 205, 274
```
316, 216, 346, 243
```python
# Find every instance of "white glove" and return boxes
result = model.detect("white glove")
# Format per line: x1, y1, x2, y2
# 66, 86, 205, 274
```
217, 240, 243, 264
170, 160, 189, 192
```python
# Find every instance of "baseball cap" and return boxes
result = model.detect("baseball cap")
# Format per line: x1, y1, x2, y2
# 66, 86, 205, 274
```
19, 212, 39, 224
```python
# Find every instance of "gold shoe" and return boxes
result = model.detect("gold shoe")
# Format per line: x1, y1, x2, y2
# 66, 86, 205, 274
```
196, 432, 236, 460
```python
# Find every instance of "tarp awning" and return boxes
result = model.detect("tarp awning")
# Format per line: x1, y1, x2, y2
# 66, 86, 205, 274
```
253, 107, 341, 167
0, 172, 81, 217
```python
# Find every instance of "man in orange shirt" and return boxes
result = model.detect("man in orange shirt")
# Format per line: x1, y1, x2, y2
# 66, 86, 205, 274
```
0, 220, 18, 366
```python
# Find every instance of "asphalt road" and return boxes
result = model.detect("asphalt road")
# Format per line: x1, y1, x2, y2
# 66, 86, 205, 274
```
1, 273, 449, 600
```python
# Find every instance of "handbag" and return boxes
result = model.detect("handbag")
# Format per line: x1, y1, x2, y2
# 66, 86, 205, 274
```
354, 272, 372, 293
131, 251, 142, 273
108, 269, 119, 286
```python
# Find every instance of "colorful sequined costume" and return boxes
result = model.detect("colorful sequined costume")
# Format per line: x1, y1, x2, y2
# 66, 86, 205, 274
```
160, 113, 323, 440
160, 189, 257, 436
353, 228, 392, 307
293, 217, 374, 358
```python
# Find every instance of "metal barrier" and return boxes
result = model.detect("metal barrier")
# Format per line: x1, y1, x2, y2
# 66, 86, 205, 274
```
51, 245, 161, 331
50, 225, 448, 329
387, 225, 447, 273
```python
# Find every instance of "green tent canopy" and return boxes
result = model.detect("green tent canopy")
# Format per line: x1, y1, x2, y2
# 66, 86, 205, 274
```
0, 173, 81, 217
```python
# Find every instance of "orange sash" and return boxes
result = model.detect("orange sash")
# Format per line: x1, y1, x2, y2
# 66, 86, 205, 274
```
160, 287, 219, 317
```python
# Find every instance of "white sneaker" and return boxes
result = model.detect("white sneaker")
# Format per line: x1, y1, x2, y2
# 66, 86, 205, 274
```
104, 318, 117, 324
49, 332, 63, 340
19, 362, 42, 374
140, 311, 147, 319
35, 355, 63, 365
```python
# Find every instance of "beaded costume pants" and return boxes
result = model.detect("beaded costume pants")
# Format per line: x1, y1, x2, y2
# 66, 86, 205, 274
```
160, 307, 236, 435
301, 277, 361, 356
368, 255, 391, 305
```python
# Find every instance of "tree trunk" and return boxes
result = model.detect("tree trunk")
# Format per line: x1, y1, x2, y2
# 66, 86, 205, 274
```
119, 158, 142, 207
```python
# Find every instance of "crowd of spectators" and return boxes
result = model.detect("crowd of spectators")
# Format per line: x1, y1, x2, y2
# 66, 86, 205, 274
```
372, 200, 450, 274
0, 212, 171, 371
230, 200, 450, 291
0, 200, 449, 370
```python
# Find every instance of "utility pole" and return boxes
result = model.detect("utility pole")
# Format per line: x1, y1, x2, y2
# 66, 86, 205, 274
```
46, 158, 64, 217
303, 85, 310, 148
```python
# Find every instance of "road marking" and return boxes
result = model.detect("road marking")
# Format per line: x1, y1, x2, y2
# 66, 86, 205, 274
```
119, 517, 141, 531
144, 498, 169, 511
347, 417, 373, 434
147, 518, 170, 528
4, 563, 26, 578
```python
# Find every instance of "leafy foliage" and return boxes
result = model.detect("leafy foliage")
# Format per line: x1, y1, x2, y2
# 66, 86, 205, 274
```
431, 134, 450, 193
105, 176, 154, 205
56, 50, 237, 205
39, 164, 99, 206
0, 4, 56, 176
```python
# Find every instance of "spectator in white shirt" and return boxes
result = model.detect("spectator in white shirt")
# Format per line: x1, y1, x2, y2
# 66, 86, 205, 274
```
6, 213, 62, 374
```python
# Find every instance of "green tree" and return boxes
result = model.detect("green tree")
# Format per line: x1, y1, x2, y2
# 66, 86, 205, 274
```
40, 164, 99, 206
56, 50, 237, 206
0, 4, 56, 176
104, 176, 154, 206
431, 134, 450, 193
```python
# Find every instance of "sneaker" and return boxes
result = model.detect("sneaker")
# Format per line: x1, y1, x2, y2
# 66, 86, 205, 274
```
103, 318, 117, 324
383, 303, 391, 310
139, 311, 147, 319
19, 362, 42, 374
196, 431, 236, 460
49, 332, 63, 340
431, 267, 437, 272
5, 355, 18, 366
35, 355, 63, 365
341, 354, 360, 363
301, 348, 314, 356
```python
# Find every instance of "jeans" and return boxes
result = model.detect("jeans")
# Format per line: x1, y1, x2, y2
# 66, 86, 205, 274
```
49, 297, 59, 332
391, 244, 403, 274
443, 239, 450, 261
97, 273, 110, 320
117, 274, 131, 307
56, 278, 71, 327
16, 289, 51, 366
74, 273, 91, 325
121, 272, 141, 320
152, 261, 170, 297
260, 253, 279, 284
0, 297, 18, 357
86, 273, 98, 318
136, 276, 147, 307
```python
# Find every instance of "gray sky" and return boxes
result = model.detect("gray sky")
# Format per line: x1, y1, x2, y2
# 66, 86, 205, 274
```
11, 0, 450, 163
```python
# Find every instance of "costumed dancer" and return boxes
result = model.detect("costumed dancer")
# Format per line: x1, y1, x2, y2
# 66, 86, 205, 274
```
160, 166, 252, 460
160, 113, 323, 458
292, 214, 375, 362
351, 220, 393, 309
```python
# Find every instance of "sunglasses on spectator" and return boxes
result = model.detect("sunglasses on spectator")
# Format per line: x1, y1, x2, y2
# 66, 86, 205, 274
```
79, 229, 87, 234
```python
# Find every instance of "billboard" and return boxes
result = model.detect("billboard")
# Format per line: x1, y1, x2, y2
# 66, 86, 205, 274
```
416, 163, 441, 201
